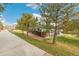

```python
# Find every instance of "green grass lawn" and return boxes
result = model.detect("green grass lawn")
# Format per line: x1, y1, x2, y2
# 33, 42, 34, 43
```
11, 32, 79, 56
57, 36, 79, 47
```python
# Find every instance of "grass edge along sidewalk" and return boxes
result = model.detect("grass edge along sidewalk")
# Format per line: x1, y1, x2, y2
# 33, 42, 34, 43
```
11, 32, 77, 56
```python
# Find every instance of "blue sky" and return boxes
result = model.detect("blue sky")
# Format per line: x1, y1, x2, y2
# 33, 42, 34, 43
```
1, 3, 79, 25
1, 3, 40, 24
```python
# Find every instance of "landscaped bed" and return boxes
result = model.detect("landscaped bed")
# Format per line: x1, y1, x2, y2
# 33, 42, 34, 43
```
11, 31, 79, 56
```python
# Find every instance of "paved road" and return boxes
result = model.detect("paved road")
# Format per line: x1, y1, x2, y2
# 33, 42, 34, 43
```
0, 30, 51, 56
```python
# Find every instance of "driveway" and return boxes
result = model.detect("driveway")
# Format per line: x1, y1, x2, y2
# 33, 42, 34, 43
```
0, 30, 51, 56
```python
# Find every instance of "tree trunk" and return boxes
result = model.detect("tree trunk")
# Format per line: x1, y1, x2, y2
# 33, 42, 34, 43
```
52, 23, 57, 44
26, 25, 29, 37
77, 28, 79, 37
27, 31, 28, 36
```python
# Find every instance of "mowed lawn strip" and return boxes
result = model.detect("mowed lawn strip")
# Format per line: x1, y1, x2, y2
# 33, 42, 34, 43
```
57, 36, 79, 47
12, 32, 77, 56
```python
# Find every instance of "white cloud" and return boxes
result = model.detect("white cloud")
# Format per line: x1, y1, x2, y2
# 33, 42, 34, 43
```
0, 15, 6, 23
33, 13, 44, 22
26, 4, 39, 9
0, 15, 17, 26
0, 15, 6, 26
4, 22, 17, 26
33, 13, 41, 18
1, 19, 5, 23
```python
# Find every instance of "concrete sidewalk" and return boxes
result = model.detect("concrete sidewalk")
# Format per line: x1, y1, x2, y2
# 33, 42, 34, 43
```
0, 30, 51, 56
